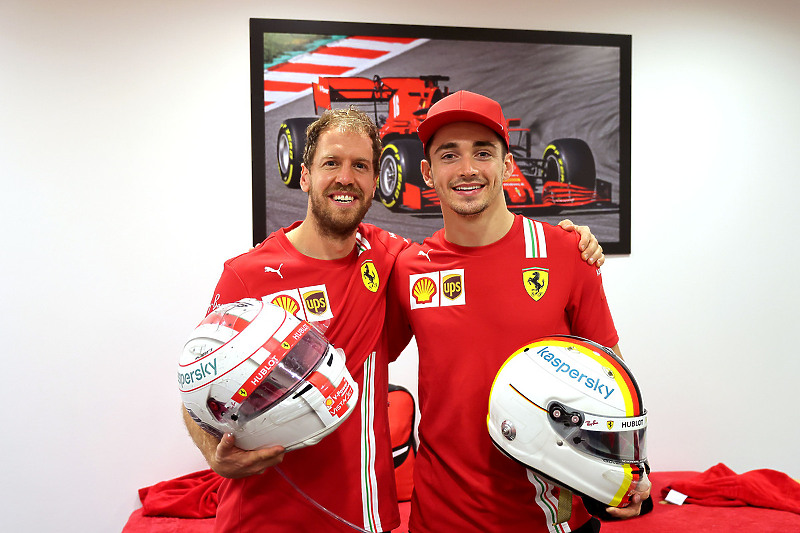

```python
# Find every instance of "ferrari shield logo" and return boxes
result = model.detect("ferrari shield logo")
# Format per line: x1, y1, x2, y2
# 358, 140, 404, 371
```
607, 420, 614, 430
523, 268, 549, 301
361, 260, 379, 293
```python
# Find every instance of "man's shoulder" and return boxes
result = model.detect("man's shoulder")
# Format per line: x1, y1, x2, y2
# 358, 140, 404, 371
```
357, 222, 413, 255
519, 216, 581, 252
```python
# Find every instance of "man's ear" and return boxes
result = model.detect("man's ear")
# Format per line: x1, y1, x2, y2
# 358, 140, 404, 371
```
300, 163, 310, 192
421, 159, 433, 188
502, 153, 515, 183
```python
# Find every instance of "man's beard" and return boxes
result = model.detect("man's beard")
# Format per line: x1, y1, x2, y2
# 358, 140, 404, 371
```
308, 183, 373, 239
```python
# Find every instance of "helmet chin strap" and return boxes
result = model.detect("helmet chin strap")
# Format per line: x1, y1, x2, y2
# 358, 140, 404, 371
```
556, 486, 573, 524
275, 466, 376, 533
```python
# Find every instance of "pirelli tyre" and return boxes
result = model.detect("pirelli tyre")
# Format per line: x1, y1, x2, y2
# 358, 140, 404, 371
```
378, 139, 424, 211
277, 117, 316, 189
542, 138, 596, 190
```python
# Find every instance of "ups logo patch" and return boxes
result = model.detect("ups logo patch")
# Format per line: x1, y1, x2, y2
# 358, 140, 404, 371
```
303, 290, 328, 316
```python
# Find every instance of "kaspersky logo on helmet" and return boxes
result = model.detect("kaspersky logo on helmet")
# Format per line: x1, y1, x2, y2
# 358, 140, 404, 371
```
533, 345, 617, 401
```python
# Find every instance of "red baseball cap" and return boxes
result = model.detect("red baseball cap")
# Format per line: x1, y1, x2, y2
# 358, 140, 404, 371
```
417, 90, 509, 151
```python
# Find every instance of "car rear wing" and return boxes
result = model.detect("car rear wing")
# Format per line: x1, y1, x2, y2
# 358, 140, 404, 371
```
312, 77, 399, 114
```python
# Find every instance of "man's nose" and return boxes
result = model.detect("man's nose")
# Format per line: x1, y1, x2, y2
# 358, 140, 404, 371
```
336, 164, 356, 184
457, 158, 479, 177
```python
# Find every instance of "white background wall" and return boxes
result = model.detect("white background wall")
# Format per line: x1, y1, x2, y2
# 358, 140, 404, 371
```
2, 1, 799, 531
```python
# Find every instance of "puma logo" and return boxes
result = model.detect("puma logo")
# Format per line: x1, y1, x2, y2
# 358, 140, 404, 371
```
264, 264, 284, 279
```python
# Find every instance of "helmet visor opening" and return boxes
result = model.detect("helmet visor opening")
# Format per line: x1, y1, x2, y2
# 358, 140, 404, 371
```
235, 327, 330, 425
549, 405, 648, 465
574, 426, 647, 464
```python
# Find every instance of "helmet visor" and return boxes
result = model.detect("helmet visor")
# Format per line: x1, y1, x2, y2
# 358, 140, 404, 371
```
550, 404, 647, 465
574, 423, 647, 464
209, 325, 330, 426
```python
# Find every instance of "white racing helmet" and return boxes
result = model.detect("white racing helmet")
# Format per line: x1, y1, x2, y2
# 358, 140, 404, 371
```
179, 298, 358, 451
487, 336, 647, 507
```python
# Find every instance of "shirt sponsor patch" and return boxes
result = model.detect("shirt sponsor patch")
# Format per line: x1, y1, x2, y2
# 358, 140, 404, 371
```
264, 284, 334, 322
409, 269, 465, 309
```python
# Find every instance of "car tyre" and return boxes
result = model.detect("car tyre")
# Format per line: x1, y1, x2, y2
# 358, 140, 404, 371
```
277, 118, 316, 188
378, 139, 424, 210
542, 138, 596, 189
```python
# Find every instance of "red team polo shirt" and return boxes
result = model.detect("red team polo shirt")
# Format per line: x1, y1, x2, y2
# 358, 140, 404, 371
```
206, 222, 409, 533
388, 215, 619, 533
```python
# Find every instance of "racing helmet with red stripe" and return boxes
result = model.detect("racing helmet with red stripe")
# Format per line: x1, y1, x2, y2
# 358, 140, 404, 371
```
487, 336, 648, 507
179, 298, 358, 451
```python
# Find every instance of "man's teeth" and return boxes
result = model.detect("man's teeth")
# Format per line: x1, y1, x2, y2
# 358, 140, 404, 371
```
333, 194, 355, 202
455, 185, 481, 191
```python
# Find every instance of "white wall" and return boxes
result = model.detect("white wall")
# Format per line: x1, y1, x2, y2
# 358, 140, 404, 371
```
2, 1, 798, 531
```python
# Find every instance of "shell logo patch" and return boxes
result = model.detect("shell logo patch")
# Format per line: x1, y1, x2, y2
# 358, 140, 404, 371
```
523, 267, 548, 301
409, 269, 465, 309
270, 294, 300, 316
361, 260, 379, 293
412, 276, 437, 304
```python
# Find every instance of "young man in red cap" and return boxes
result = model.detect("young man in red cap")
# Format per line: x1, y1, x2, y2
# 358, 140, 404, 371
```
182, 107, 606, 533
388, 91, 650, 532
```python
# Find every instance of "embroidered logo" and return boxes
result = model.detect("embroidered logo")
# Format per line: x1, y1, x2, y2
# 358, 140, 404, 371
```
412, 276, 437, 304
264, 263, 284, 278
409, 269, 465, 309
607, 420, 614, 430
303, 290, 328, 316
442, 273, 463, 301
264, 285, 334, 322
361, 260, 379, 293
523, 268, 549, 301
270, 294, 300, 316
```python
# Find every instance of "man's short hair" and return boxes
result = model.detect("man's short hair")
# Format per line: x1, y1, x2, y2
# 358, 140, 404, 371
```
303, 107, 382, 173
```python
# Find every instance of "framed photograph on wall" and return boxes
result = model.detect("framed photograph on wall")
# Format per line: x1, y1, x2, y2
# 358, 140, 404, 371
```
250, 18, 631, 253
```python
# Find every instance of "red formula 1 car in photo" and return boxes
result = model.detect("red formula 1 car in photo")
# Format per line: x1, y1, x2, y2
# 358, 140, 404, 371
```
276, 75, 614, 214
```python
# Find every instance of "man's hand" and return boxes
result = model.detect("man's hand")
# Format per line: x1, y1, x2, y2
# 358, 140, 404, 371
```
558, 219, 605, 267
183, 406, 285, 479
605, 473, 652, 519
209, 433, 286, 479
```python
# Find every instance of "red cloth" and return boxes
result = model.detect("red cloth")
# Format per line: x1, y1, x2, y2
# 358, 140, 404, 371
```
138, 469, 223, 518
661, 463, 800, 515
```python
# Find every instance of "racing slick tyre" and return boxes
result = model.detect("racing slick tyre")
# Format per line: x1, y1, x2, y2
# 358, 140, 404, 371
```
378, 139, 424, 211
542, 138, 596, 189
277, 117, 316, 189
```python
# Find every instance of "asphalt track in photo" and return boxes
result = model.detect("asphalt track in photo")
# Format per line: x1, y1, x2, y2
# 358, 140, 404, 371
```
263, 39, 622, 245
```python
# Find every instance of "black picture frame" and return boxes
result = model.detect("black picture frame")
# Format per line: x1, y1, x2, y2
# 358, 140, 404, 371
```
250, 18, 631, 253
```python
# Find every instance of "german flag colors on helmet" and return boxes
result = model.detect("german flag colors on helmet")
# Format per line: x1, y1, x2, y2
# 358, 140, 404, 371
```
487, 336, 648, 507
